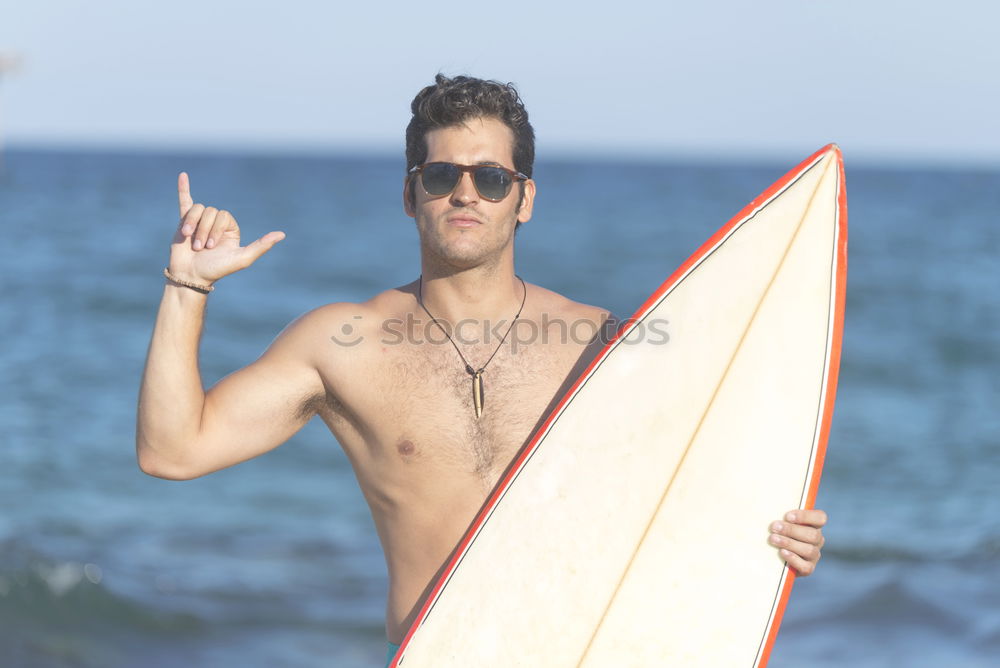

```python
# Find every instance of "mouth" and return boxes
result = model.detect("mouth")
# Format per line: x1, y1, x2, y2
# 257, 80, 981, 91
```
446, 214, 482, 228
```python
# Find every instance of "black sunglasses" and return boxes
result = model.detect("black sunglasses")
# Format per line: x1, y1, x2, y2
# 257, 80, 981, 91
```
408, 162, 528, 202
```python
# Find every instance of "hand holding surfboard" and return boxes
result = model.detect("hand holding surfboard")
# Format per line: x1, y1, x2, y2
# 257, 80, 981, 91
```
769, 508, 828, 576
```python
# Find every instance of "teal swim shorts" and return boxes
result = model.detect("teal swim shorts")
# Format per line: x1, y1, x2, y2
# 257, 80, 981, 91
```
385, 640, 401, 667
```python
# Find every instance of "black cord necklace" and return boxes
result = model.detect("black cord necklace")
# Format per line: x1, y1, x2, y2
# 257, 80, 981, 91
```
417, 275, 527, 419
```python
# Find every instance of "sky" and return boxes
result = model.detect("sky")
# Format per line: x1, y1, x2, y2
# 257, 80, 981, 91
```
1, 0, 998, 166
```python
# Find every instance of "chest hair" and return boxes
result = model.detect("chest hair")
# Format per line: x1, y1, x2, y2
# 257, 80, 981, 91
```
384, 336, 566, 482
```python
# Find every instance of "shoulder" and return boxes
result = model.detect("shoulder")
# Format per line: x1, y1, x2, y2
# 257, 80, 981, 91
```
525, 282, 610, 321
524, 282, 619, 344
270, 284, 417, 361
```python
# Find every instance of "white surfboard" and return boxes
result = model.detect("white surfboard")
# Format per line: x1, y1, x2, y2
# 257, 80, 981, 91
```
391, 145, 848, 667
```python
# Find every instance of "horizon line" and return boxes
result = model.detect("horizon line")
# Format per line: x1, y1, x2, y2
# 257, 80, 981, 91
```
4, 139, 999, 172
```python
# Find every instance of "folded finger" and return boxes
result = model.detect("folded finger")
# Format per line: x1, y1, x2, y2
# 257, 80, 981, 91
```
193, 207, 219, 250
785, 509, 828, 528
780, 548, 816, 576
771, 521, 823, 546
206, 210, 234, 249
769, 533, 821, 563
180, 203, 205, 237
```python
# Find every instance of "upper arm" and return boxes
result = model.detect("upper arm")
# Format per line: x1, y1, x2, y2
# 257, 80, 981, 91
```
177, 308, 332, 478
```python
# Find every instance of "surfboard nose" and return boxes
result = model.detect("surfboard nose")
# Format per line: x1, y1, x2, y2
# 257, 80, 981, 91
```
811, 143, 842, 164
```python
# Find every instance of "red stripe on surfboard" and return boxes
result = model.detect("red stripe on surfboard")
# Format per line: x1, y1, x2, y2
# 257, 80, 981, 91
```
391, 144, 846, 667
755, 145, 847, 668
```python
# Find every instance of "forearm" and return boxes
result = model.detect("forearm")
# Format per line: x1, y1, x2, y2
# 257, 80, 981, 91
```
135, 282, 211, 478
138, 171, 287, 477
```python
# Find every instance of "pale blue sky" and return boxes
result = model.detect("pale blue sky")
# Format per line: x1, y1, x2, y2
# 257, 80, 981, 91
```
2, 0, 997, 165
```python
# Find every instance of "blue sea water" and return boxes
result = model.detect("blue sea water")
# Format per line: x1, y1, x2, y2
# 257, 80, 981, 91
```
0, 147, 997, 667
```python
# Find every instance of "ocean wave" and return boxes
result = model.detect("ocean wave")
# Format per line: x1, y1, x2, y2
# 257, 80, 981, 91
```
0, 549, 203, 635
823, 544, 931, 564
823, 536, 1000, 565
0, 537, 385, 633
830, 579, 964, 630
785, 578, 967, 635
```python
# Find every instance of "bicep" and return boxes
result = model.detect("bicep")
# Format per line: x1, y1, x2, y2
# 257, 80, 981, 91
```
191, 320, 327, 477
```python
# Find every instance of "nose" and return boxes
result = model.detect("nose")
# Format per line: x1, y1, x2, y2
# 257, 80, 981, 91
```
449, 170, 479, 206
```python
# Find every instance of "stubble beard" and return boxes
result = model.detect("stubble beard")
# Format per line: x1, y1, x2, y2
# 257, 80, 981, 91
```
418, 210, 517, 272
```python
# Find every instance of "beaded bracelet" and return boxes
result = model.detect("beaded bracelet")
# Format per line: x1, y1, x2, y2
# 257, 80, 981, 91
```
163, 267, 214, 294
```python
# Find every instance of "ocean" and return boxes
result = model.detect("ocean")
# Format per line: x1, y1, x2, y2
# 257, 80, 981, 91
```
1, 148, 997, 667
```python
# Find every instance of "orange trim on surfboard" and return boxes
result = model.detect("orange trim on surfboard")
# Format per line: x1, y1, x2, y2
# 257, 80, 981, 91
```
755, 146, 847, 668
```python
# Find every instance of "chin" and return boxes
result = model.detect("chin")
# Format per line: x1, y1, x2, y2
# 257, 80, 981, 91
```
430, 242, 495, 272
440, 247, 492, 270
419, 218, 515, 268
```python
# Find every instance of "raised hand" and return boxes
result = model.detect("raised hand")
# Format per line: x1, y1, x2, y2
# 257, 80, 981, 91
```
168, 172, 285, 287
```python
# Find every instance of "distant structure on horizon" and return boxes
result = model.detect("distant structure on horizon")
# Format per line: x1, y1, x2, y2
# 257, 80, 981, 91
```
0, 51, 24, 176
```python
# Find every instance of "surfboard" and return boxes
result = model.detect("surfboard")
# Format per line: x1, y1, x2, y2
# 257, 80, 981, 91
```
390, 145, 848, 667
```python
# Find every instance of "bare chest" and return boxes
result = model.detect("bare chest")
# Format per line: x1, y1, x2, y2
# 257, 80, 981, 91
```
371, 336, 574, 483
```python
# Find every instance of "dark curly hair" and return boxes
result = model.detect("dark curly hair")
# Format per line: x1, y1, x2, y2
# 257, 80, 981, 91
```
405, 74, 535, 180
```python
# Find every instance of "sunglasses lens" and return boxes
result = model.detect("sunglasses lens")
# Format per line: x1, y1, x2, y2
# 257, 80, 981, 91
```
473, 167, 513, 201
417, 163, 517, 201
421, 163, 460, 196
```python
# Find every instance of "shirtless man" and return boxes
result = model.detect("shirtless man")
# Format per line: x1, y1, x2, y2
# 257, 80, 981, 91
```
136, 75, 828, 663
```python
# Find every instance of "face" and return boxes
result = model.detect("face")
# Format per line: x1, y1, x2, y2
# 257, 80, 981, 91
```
404, 116, 535, 270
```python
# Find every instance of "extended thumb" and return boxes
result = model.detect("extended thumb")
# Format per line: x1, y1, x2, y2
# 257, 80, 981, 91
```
243, 231, 286, 264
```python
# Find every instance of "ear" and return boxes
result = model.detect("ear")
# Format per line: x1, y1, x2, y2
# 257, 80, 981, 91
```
403, 175, 416, 218
516, 179, 536, 225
